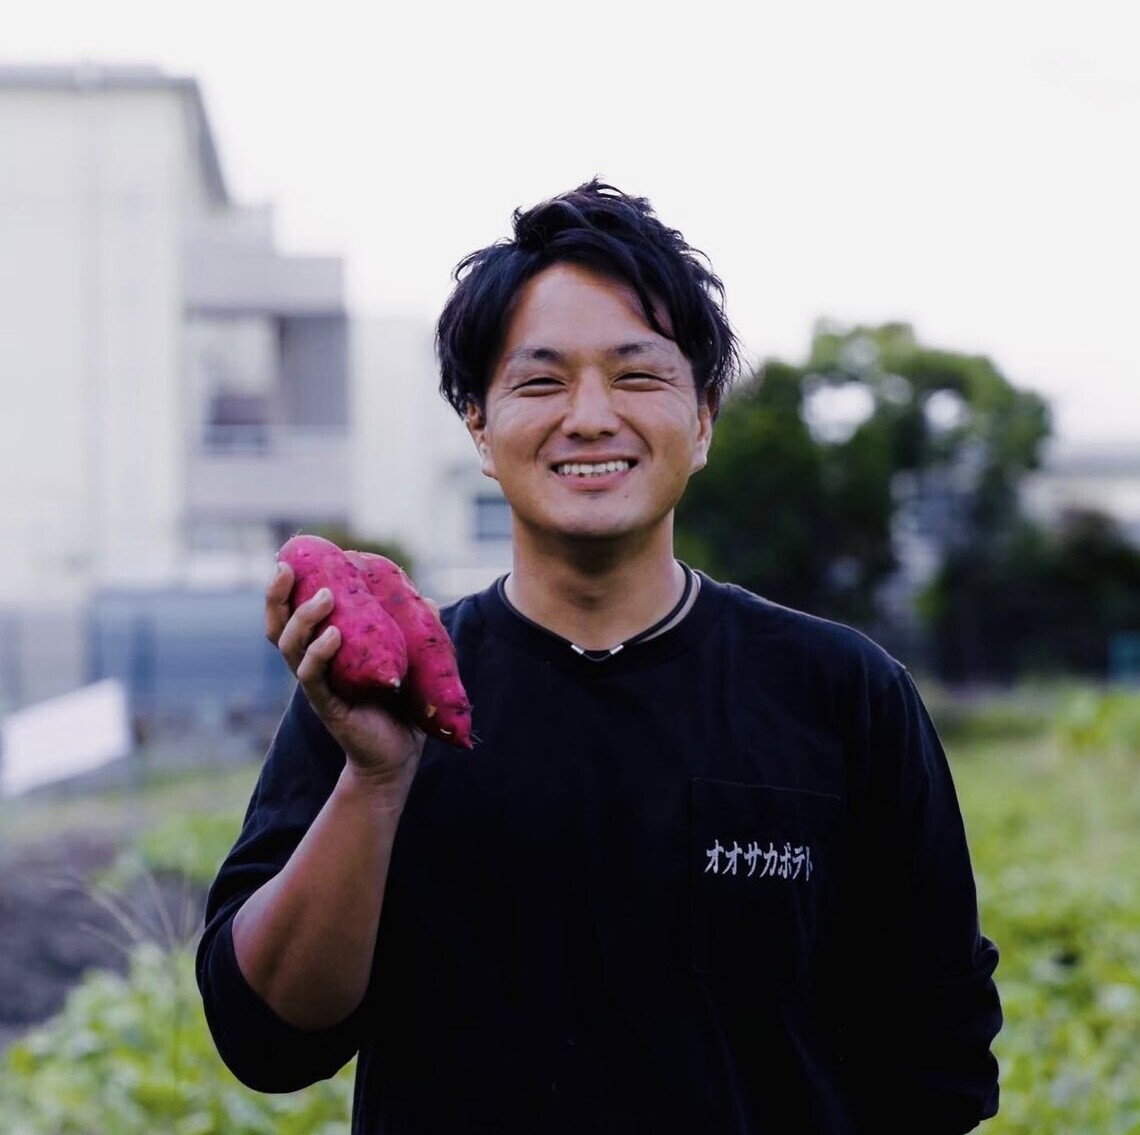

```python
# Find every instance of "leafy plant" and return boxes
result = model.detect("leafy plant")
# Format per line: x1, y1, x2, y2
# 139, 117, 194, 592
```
102, 809, 247, 891
949, 687, 1140, 1133
0, 944, 353, 1135
1052, 685, 1140, 756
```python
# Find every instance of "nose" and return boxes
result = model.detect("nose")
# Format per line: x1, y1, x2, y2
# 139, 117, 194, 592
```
561, 373, 620, 439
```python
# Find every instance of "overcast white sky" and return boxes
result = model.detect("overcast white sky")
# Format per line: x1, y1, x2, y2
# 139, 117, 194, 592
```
7, 0, 1138, 448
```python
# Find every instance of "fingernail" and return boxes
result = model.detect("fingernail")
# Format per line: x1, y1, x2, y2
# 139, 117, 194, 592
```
317, 587, 332, 603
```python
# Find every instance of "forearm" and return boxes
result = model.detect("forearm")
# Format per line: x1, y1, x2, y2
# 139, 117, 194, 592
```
231, 762, 406, 1030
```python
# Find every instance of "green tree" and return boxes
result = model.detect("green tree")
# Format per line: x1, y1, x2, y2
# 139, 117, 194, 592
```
677, 321, 1052, 639
308, 524, 417, 580
922, 508, 1140, 680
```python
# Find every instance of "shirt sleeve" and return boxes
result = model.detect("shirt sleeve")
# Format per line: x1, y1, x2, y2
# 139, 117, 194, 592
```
195, 685, 367, 1092
837, 668, 1002, 1133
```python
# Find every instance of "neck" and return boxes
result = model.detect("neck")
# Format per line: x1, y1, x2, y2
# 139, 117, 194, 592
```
505, 534, 686, 651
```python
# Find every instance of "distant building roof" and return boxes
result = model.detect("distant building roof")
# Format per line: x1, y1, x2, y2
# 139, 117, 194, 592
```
1041, 439, 1140, 476
0, 61, 228, 205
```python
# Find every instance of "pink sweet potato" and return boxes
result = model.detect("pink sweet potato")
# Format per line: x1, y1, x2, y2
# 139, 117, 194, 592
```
277, 534, 407, 703
347, 550, 473, 749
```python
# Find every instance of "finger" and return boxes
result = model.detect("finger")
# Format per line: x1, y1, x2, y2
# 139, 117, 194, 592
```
265, 561, 295, 645
296, 625, 362, 728
277, 586, 335, 670
295, 624, 343, 708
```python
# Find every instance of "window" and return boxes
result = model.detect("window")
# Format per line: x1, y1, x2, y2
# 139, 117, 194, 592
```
473, 493, 512, 541
204, 391, 271, 450
186, 315, 278, 451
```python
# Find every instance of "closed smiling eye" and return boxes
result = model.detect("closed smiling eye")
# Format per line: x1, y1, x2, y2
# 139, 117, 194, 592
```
615, 372, 670, 388
514, 376, 563, 393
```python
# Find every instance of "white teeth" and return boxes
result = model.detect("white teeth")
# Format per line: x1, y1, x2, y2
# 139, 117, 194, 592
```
555, 460, 631, 477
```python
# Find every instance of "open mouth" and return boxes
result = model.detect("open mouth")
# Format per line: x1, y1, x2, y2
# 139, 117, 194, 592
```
553, 459, 635, 478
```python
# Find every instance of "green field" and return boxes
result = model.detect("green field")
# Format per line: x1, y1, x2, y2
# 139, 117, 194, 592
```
940, 683, 1140, 1134
1, 682, 1137, 1133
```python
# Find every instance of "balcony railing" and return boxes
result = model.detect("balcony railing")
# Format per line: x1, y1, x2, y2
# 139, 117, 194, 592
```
186, 425, 350, 522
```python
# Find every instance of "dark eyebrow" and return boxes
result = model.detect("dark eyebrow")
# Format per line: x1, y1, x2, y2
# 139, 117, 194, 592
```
502, 341, 675, 366
502, 346, 566, 365
608, 340, 674, 362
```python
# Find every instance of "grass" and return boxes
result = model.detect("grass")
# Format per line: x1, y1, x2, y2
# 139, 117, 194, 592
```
0, 759, 261, 860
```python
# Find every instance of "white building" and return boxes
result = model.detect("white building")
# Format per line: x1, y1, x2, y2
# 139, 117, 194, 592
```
0, 64, 508, 716
1022, 440, 1140, 547
352, 315, 512, 602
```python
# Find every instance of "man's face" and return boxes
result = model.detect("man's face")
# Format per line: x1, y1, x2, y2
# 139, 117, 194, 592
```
466, 262, 714, 552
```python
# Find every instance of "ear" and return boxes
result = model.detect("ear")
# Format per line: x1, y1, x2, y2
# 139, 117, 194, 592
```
690, 389, 716, 474
465, 403, 498, 480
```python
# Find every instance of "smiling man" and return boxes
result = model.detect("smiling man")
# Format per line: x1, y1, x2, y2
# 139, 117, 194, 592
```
465, 261, 714, 648
197, 180, 1003, 1134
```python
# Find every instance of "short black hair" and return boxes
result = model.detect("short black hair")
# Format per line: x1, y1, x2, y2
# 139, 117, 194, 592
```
436, 179, 740, 415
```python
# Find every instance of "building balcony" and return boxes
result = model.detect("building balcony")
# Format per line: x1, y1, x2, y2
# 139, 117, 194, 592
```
183, 245, 345, 316
185, 424, 350, 523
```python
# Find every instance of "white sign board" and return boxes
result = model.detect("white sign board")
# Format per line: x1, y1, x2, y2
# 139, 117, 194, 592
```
0, 679, 132, 798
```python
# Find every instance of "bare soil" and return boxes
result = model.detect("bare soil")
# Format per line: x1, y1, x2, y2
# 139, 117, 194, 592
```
0, 829, 207, 1051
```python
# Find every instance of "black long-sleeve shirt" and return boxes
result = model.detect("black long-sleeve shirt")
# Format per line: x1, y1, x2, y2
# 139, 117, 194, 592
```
197, 575, 1002, 1133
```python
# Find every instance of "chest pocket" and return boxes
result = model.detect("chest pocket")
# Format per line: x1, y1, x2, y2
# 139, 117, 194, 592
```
690, 778, 841, 981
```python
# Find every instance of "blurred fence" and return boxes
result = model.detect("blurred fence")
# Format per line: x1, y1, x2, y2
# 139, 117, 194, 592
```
87, 588, 293, 743
1109, 632, 1140, 684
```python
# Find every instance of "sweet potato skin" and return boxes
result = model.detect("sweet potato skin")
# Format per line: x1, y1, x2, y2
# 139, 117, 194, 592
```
346, 550, 474, 749
277, 535, 407, 703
